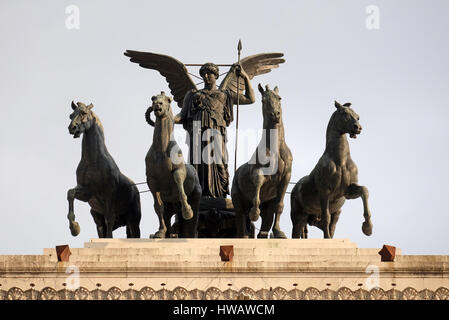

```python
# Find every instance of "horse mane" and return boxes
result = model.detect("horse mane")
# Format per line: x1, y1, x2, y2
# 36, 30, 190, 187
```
325, 110, 343, 145
167, 104, 174, 122
90, 110, 105, 134
326, 110, 338, 131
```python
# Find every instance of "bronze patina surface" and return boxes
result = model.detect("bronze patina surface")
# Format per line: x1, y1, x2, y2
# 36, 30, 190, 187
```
290, 101, 373, 239
66, 102, 141, 238
232, 85, 292, 238
145, 92, 202, 238
124, 50, 284, 199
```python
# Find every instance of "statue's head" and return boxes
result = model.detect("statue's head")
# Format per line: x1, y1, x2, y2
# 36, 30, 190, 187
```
68, 101, 95, 138
258, 83, 282, 124
333, 101, 362, 138
200, 62, 219, 80
145, 91, 173, 126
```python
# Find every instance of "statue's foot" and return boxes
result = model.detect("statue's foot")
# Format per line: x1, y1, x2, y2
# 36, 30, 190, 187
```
153, 230, 166, 238
273, 229, 287, 239
70, 221, 80, 237
182, 204, 194, 220
257, 231, 269, 239
249, 207, 260, 222
362, 220, 373, 236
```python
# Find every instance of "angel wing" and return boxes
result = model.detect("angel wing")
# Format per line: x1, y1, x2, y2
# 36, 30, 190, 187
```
219, 53, 285, 94
124, 50, 196, 108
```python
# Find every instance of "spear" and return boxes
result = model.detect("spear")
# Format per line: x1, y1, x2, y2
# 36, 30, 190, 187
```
234, 39, 242, 174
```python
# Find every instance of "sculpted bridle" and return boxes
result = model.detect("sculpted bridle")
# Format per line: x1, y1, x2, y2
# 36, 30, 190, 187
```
145, 91, 173, 127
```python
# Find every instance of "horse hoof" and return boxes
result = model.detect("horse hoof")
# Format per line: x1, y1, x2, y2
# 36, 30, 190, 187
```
257, 231, 269, 239
362, 221, 373, 236
249, 208, 260, 222
273, 230, 287, 239
152, 230, 166, 238
70, 222, 80, 237
182, 206, 194, 220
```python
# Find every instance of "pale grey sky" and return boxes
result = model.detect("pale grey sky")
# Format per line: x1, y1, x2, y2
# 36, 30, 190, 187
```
1, 0, 448, 254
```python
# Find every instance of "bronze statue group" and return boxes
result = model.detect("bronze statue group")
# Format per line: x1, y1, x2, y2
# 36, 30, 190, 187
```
66, 49, 373, 240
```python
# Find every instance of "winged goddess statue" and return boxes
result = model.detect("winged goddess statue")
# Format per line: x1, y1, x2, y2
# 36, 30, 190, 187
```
124, 50, 285, 199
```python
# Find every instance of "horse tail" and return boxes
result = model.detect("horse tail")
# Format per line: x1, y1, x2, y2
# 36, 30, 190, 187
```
131, 184, 142, 222
127, 184, 142, 238
123, 176, 142, 238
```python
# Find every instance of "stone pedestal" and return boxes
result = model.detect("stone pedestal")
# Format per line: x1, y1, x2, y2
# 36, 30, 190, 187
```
0, 239, 448, 300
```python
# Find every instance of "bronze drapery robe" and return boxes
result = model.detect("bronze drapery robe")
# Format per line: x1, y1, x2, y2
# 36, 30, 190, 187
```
179, 89, 233, 198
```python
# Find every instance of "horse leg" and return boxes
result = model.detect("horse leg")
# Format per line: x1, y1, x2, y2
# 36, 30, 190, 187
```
173, 168, 193, 220
236, 207, 249, 238
149, 187, 167, 238
181, 187, 201, 238
258, 203, 273, 238
101, 217, 114, 238
163, 202, 175, 237
345, 184, 373, 236
268, 201, 287, 239
292, 218, 307, 239
126, 190, 141, 239
90, 209, 106, 238
291, 201, 308, 239
126, 224, 140, 238
126, 218, 141, 239
271, 174, 290, 239
272, 216, 287, 238
103, 205, 116, 238
67, 185, 90, 236
232, 188, 249, 238
329, 209, 341, 239
319, 196, 331, 238
291, 189, 301, 238
231, 181, 249, 238
191, 185, 202, 238
248, 168, 264, 222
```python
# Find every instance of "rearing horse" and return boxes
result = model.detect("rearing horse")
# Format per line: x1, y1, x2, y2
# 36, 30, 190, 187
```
290, 101, 373, 239
67, 101, 141, 238
232, 84, 292, 238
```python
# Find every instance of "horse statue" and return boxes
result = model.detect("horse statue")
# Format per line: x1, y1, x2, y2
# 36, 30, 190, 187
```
67, 101, 141, 238
232, 84, 292, 238
290, 101, 373, 239
145, 92, 202, 238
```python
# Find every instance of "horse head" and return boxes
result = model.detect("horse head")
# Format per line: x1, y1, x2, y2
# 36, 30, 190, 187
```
68, 101, 95, 138
258, 83, 282, 124
333, 101, 362, 139
145, 91, 173, 127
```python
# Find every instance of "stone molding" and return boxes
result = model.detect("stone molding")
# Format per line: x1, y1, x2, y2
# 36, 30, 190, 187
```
1, 286, 448, 300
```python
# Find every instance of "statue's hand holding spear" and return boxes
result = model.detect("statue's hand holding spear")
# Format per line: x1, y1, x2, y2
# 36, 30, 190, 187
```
234, 40, 242, 174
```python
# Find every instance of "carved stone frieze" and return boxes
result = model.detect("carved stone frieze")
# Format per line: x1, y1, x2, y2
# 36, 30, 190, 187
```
0, 286, 448, 300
